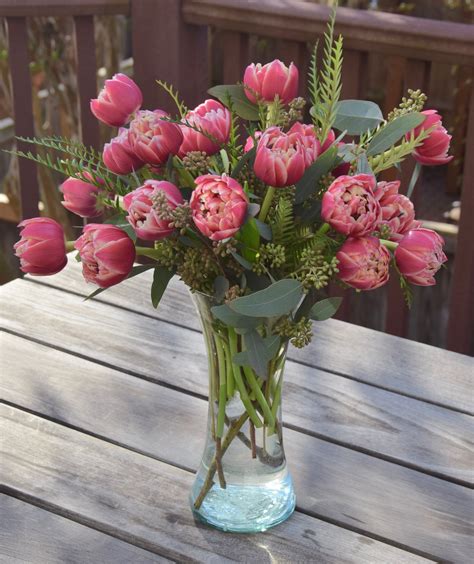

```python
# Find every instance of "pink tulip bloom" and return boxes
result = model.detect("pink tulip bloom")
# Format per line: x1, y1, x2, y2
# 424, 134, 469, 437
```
179, 99, 231, 157
123, 180, 183, 241
409, 110, 453, 166
244, 131, 262, 153
321, 174, 381, 237
190, 174, 248, 241
14, 217, 67, 276
253, 126, 307, 187
90, 73, 142, 127
60, 177, 103, 218
395, 228, 447, 286
128, 109, 184, 167
288, 122, 321, 167
74, 224, 135, 288
243, 60, 299, 105
374, 180, 420, 241
337, 236, 391, 291
321, 129, 336, 153
103, 127, 144, 175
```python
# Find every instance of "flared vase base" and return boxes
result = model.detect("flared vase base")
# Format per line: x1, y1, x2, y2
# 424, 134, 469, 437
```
190, 474, 296, 533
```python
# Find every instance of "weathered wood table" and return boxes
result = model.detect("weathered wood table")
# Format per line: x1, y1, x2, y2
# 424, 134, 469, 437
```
1, 257, 473, 563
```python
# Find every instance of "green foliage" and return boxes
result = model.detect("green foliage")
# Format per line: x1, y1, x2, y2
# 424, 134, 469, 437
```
156, 80, 188, 118
207, 84, 259, 121
331, 100, 384, 135
270, 195, 294, 246
229, 279, 304, 318
10, 135, 130, 195
295, 145, 339, 204
366, 112, 425, 157
369, 128, 432, 174
310, 8, 344, 142
151, 267, 174, 308
308, 42, 320, 110
309, 297, 342, 321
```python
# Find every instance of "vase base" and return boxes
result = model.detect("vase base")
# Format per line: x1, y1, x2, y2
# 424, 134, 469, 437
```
190, 473, 296, 533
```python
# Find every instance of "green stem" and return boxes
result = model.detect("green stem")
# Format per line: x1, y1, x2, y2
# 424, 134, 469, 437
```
243, 366, 275, 428
135, 246, 161, 260
213, 334, 227, 438
316, 222, 330, 236
223, 339, 235, 400
380, 239, 398, 252
268, 373, 283, 436
228, 329, 263, 428
258, 186, 276, 223
65, 241, 75, 253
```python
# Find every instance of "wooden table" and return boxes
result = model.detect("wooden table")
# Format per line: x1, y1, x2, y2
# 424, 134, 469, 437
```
1, 257, 473, 563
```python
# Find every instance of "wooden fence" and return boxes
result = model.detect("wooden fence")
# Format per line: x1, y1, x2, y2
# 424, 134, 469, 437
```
1, 0, 473, 354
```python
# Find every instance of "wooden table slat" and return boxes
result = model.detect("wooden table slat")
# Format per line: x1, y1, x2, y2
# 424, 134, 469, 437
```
0, 495, 169, 563
0, 405, 429, 564
1, 332, 473, 561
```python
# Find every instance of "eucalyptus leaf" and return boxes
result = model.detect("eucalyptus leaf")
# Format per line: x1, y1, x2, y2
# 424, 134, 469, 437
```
367, 112, 425, 156
254, 219, 272, 240
208, 84, 259, 121
309, 297, 343, 321
233, 334, 281, 372
230, 251, 253, 270
356, 152, 373, 175
229, 279, 304, 318
246, 203, 260, 218
213, 275, 229, 302
243, 330, 269, 378
211, 303, 264, 328
295, 146, 339, 204
178, 235, 202, 248
332, 100, 383, 135
151, 267, 174, 308
231, 147, 256, 178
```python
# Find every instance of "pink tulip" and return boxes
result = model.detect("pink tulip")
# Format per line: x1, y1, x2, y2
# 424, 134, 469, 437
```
128, 109, 183, 167
123, 180, 183, 241
103, 127, 144, 175
74, 224, 135, 288
243, 60, 299, 105
90, 73, 142, 127
179, 99, 231, 157
374, 180, 420, 241
395, 228, 447, 286
14, 217, 67, 276
60, 177, 103, 218
244, 131, 262, 153
337, 236, 391, 290
190, 174, 248, 241
288, 122, 320, 167
321, 129, 336, 153
321, 174, 381, 237
409, 110, 453, 166
253, 126, 307, 187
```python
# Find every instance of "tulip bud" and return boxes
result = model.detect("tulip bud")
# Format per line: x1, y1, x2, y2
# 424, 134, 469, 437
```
395, 228, 447, 286
190, 174, 248, 241
128, 110, 184, 167
243, 60, 299, 105
103, 127, 144, 175
337, 236, 391, 290
123, 180, 184, 241
179, 99, 231, 157
321, 174, 381, 237
90, 73, 142, 127
410, 110, 453, 166
253, 126, 307, 187
74, 224, 135, 288
14, 217, 67, 276
60, 177, 103, 218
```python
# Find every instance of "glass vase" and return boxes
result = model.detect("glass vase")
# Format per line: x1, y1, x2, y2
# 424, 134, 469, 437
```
189, 292, 296, 533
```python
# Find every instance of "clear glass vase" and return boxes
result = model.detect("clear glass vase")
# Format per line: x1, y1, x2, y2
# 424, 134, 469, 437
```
189, 292, 296, 533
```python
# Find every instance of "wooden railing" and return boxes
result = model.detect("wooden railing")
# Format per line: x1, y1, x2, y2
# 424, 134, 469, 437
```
1, 0, 473, 354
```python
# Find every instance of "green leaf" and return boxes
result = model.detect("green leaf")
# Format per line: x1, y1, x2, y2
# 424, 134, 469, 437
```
213, 275, 229, 302
208, 84, 259, 121
239, 218, 260, 262
264, 334, 282, 359
211, 303, 264, 328
243, 330, 269, 378
105, 214, 137, 242
309, 297, 343, 321
230, 251, 253, 270
356, 152, 373, 175
229, 279, 304, 318
332, 100, 383, 135
231, 147, 256, 178
295, 146, 338, 204
151, 267, 174, 308
367, 112, 425, 157
233, 334, 281, 372
255, 219, 272, 241
84, 265, 154, 301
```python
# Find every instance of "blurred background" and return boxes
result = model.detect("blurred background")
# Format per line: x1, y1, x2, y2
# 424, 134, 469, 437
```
0, 0, 473, 353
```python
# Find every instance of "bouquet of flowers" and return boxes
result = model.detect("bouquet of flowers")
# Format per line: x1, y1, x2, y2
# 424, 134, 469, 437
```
12, 11, 451, 532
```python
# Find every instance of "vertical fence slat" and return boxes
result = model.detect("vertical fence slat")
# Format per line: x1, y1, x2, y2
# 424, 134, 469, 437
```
384, 58, 430, 338
73, 15, 100, 149
341, 49, 366, 99
447, 84, 474, 355
132, 0, 208, 112
6, 17, 39, 220
222, 31, 249, 84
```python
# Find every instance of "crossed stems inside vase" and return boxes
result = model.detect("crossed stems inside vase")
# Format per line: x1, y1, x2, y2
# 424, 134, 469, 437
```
193, 326, 287, 509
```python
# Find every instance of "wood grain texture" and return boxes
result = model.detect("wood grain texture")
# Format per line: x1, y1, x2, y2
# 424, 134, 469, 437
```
0, 495, 168, 563
1, 330, 473, 485
1, 330, 473, 561
0, 405, 428, 564
0, 0, 130, 17
38, 258, 474, 413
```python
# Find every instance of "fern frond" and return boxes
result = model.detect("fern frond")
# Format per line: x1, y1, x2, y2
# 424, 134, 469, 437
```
156, 80, 188, 118
271, 196, 294, 246
308, 42, 320, 110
